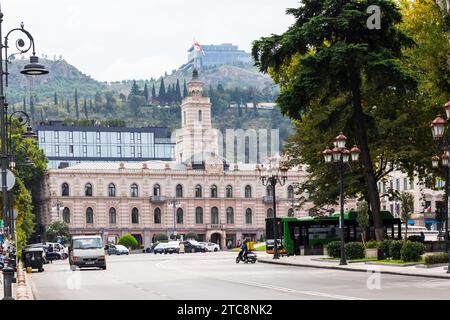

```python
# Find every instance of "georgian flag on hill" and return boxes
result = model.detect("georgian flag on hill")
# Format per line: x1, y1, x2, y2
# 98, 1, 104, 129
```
194, 40, 205, 55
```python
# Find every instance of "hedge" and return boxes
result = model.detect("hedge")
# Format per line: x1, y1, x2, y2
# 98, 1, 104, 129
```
326, 241, 341, 258
400, 241, 426, 262
365, 240, 378, 249
345, 242, 365, 260
379, 239, 393, 258
424, 253, 449, 265
118, 234, 138, 249
154, 233, 168, 242
389, 240, 404, 260
407, 235, 424, 243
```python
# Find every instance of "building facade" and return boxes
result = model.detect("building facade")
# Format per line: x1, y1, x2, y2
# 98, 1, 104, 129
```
185, 43, 252, 69
36, 123, 175, 169
40, 70, 307, 249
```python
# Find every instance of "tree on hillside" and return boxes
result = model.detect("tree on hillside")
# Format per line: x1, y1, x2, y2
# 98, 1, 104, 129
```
105, 92, 116, 113
130, 80, 140, 96
252, 0, 417, 241
152, 83, 156, 100
176, 79, 181, 103
83, 96, 88, 119
29, 95, 35, 121
143, 83, 149, 102
65, 97, 70, 114
94, 92, 102, 112
158, 78, 166, 105
74, 89, 79, 120
128, 94, 145, 117
54, 92, 58, 105
183, 79, 188, 97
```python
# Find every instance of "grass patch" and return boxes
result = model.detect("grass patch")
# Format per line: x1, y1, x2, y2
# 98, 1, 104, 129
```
374, 259, 424, 264
321, 257, 377, 262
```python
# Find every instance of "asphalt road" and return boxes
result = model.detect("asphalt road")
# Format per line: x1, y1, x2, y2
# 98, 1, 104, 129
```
28, 251, 450, 300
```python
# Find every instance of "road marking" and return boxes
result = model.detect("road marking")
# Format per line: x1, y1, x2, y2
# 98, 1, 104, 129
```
155, 259, 366, 300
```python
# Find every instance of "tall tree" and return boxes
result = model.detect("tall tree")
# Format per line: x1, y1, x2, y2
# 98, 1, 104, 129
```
83, 96, 88, 119
159, 78, 166, 105
29, 95, 35, 122
183, 79, 188, 97
176, 79, 182, 103
74, 89, 79, 120
130, 80, 140, 96
152, 83, 156, 99
54, 92, 58, 105
143, 83, 149, 102
66, 97, 70, 114
252, 0, 416, 241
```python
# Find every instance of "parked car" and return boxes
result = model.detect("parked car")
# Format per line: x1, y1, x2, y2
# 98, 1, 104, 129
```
25, 244, 50, 264
182, 240, 207, 253
107, 244, 130, 255
200, 242, 220, 252
154, 243, 169, 254
165, 241, 180, 254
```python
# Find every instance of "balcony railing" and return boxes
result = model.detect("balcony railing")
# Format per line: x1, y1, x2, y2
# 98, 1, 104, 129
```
150, 195, 167, 203
263, 196, 278, 203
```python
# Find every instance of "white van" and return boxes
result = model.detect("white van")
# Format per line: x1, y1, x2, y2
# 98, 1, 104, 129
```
69, 235, 106, 270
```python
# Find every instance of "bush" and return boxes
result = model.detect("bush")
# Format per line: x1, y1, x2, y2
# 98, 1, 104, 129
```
407, 235, 424, 243
345, 242, 365, 260
389, 240, 404, 260
154, 233, 168, 242
185, 232, 199, 240
326, 241, 341, 258
379, 239, 393, 258
400, 241, 426, 262
118, 234, 138, 249
365, 240, 378, 249
424, 253, 449, 265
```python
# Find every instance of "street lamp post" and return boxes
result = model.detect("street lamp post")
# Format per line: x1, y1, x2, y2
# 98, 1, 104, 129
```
259, 155, 288, 260
430, 100, 450, 273
0, 8, 47, 300
322, 132, 361, 265
167, 198, 181, 240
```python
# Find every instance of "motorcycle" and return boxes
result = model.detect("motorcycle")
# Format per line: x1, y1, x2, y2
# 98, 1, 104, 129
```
235, 251, 257, 264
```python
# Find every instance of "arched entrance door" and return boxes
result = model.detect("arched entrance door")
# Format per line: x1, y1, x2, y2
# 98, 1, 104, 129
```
211, 233, 221, 245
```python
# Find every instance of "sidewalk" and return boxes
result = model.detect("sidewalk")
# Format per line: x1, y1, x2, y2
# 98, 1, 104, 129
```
258, 255, 450, 280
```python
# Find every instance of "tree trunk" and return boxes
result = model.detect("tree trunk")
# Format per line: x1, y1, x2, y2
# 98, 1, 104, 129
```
405, 223, 408, 241
349, 68, 385, 241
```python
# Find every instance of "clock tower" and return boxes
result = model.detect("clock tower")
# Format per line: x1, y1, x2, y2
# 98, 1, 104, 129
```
176, 69, 219, 163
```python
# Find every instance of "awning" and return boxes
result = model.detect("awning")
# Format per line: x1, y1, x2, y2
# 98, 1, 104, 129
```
407, 220, 415, 225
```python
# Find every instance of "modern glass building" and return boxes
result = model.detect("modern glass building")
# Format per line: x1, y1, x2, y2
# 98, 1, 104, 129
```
186, 43, 252, 68
36, 122, 175, 168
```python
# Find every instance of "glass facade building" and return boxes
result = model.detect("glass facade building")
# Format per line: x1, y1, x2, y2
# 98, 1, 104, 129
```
36, 123, 175, 168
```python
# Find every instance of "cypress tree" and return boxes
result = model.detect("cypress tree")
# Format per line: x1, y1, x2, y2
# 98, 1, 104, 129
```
151, 83, 156, 99
183, 79, 188, 97
158, 78, 166, 104
66, 97, 70, 114
40, 108, 44, 121
29, 95, 36, 121
54, 92, 58, 105
89, 99, 93, 112
83, 96, 88, 119
176, 79, 181, 103
74, 89, 80, 119
143, 83, 149, 102
130, 80, 140, 96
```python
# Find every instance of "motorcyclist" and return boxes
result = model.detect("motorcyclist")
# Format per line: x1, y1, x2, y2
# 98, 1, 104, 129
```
240, 240, 249, 261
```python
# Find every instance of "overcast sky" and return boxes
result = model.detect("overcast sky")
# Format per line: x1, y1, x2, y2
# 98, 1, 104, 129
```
2, 0, 299, 81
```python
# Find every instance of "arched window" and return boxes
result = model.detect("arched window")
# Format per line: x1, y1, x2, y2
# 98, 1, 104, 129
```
210, 185, 218, 198
85, 183, 93, 197
176, 184, 183, 198
245, 208, 252, 224
62, 207, 70, 223
211, 207, 219, 224
176, 208, 183, 224
288, 185, 294, 199
266, 185, 273, 197
154, 208, 161, 224
131, 184, 139, 197
196, 207, 203, 224
226, 185, 233, 198
245, 185, 252, 198
226, 207, 234, 224
288, 208, 294, 217
108, 183, 116, 197
109, 208, 116, 224
61, 183, 69, 197
86, 207, 94, 224
267, 208, 274, 218
198, 110, 202, 122
153, 184, 161, 196
195, 185, 202, 198
132, 208, 139, 224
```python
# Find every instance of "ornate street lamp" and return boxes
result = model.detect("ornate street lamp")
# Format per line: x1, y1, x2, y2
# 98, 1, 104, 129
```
167, 198, 181, 240
430, 99, 450, 274
323, 132, 360, 265
258, 154, 288, 259
0, 9, 47, 300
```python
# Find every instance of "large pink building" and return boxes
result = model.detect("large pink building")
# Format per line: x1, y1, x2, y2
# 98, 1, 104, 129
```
40, 70, 307, 249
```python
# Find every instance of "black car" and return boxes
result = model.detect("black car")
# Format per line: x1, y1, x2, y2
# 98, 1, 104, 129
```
182, 240, 206, 253
153, 243, 168, 254
164, 242, 180, 254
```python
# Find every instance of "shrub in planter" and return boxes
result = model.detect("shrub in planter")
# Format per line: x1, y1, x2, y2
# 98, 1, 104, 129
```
154, 233, 168, 242
365, 240, 378, 249
344, 242, 365, 260
424, 253, 449, 265
118, 234, 138, 249
407, 235, 424, 243
379, 239, 393, 258
389, 240, 404, 260
400, 241, 426, 262
326, 241, 341, 258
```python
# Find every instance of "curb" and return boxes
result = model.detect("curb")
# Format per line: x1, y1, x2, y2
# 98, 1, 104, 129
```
258, 259, 450, 280
15, 262, 34, 300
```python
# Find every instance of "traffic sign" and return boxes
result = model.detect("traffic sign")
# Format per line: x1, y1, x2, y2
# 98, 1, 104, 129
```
0, 170, 16, 191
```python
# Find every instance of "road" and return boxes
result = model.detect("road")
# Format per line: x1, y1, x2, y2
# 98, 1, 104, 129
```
28, 251, 450, 300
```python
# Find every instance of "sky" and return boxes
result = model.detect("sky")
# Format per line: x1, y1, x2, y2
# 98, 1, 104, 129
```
2, 0, 299, 82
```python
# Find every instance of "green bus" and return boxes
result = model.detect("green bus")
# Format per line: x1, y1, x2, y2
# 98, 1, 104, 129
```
265, 211, 402, 255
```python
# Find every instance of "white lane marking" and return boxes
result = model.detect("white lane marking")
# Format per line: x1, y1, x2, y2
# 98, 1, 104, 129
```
155, 260, 366, 300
